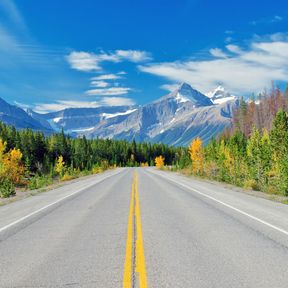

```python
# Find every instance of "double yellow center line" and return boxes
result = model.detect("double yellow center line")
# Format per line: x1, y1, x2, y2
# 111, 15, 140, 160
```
123, 171, 148, 288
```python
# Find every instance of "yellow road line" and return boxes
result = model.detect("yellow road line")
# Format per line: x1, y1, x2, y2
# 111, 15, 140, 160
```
135, 172, 148, 288
122, 174, 135, 288
123, 171, 148, 288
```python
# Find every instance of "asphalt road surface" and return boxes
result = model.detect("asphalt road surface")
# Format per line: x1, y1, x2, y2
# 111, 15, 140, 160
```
0, 167, 288, 287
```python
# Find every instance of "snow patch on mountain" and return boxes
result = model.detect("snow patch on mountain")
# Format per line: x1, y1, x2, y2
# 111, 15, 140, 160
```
206, 85, 238, 104
159, 82, 213, 107
175, 92, 190, 103
102, 109, 138, 119
67, 127, 95, 133
53, 117, 62, 123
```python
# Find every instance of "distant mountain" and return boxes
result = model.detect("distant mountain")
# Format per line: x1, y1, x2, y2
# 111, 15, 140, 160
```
0, 83, 239, 145
0, 97, 53, 132
34, 106, 137, 134
158, 82, 213, 107
76, 83, 238, 145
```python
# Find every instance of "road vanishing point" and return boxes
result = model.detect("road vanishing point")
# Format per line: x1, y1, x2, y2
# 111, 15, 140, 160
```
0, 168, 288, 287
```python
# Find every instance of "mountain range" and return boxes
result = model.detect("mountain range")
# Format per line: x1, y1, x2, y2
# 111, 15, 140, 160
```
0, 83, 238, 146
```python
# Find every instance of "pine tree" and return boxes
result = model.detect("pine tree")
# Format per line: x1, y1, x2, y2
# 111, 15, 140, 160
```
270, 110, 288, 195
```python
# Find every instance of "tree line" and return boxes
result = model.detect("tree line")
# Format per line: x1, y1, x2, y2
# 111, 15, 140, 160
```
185, 85, 288, 196
0, 122, 186, 197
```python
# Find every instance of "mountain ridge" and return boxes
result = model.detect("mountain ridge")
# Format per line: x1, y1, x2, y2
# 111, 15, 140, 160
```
0, 83, 239, 145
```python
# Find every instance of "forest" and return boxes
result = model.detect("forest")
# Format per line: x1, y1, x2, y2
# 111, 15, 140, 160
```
0, 123, 186, 197
1, 85, 288, 199
185, 85, 288, 197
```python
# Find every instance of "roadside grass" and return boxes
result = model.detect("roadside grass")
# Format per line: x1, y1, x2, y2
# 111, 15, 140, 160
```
0, 165, 115, 205
164, 165, 288, 205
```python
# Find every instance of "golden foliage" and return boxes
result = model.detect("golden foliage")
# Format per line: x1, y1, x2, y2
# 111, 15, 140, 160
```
0, 139, 25, 184
92, 166, 103, 174
188, 137, 204, 174
61, 173, 75, 181
55, 155, 66, 176
155, 156, 165, 168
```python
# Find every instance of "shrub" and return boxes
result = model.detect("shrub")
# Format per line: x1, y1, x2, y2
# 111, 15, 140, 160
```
92, 166, 103, 174
61, 173, 76, 181
243, 179, 260, 191
28, 175, 53, 190
0, 177, 16, 198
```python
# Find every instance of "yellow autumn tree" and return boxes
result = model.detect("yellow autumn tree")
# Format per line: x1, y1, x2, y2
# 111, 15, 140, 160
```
188, 137, 204, 174
140, 162, 149, 167
155, 155, 165, 168
55, 155, 66, 177
0, 139, 6, 174
0, 139, 25, 185
3, 148, 25, 184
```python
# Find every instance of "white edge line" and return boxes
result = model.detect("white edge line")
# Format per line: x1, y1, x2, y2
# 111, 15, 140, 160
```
0, 169, 124, 233
148, 170, 288, 237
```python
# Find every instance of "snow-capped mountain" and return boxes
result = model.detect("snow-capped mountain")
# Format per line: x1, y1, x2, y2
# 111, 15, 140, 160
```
160, 82, 213, 107
0, 83, 239, 145
74, 83, 238, 145
34, 106, 136, 134
206, 85, 238, 105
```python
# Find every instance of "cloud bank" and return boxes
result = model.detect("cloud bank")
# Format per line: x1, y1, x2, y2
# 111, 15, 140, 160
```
34, 97, 135, 113
139, 36, 288, 94
66, 49, 151, 72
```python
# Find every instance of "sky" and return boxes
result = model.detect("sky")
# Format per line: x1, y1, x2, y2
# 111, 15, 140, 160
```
1, 0, 288, 113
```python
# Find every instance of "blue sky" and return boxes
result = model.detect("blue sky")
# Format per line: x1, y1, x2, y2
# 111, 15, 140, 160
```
1, 0, 288, 113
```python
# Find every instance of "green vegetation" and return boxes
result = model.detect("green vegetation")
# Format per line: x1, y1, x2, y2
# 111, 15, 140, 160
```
0, 122, 184, 197
177, 86, 288, 197
2, 86, 288, 199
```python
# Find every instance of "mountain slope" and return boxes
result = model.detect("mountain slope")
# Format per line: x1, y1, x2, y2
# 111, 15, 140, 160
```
34, 106, 137, 134
158, 82, 213, 106
81, 83, 238, 145
0, 83, 238, 145
0, 97, 53, 132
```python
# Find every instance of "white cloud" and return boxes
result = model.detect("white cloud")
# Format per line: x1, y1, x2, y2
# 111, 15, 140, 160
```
226, 44, 243, 54
100, 97, 135, 106
209, 48, 228, 58
269, 32, 288, 42
85, 87, 131, 96
14, 101, 31, 109
160, 83, 179, 92
66, 51, 102, 72
34, 97, 135, 113
90, 80, 109, 88
66, 49, 151, 72
91, 74, 122, 80
251, 15, 284, 26
272, 15, 283, 23
115, 50, 152, 62
139, 38, 288, 94
34, 100, 100, 113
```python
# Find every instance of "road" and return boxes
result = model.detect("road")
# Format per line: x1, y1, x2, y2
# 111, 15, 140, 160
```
0, 167, 288, 287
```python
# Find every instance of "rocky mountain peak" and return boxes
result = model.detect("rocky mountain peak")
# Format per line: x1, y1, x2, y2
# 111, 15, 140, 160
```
167, 82, 213, 106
